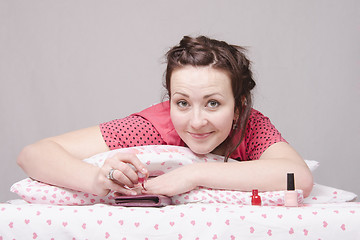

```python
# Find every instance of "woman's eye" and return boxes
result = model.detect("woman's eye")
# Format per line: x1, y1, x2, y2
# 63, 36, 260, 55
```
207, 100, 220, 108
177, 100, 188, 108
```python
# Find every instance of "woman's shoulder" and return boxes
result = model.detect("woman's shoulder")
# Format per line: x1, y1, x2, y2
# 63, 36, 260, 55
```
132, 101, 183, 146
245, 108, 282, 139
132, 101, 171, 127
248, 108, 270, 123
135, 101, 170, 118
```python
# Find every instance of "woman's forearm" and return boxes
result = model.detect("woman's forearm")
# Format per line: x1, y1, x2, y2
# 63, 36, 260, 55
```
17, 139, 100, 195
190, 142, 314, 197
191, 159, 313, 197
17, 126, 113, 195
142, 143, 313, 197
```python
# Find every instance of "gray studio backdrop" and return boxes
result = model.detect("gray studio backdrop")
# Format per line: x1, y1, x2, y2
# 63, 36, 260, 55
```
1, 0, 359, 202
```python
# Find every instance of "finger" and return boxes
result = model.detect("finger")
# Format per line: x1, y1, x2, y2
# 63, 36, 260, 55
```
106, 158, 138, 186
114, 153, 148, 176
110, 166, 136, 187
141, 182, 150, 194
140, 180, 157, 195
114, 185, 142, 196
100, 167, 137, 196
107, 179, 137, 196
106, 176, 137, 195
104, 153, 148, 187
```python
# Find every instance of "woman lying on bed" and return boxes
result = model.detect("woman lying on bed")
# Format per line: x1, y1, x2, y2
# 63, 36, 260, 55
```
17, 35, 313, 198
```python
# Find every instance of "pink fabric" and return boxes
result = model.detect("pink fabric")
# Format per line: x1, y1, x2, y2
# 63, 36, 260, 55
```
100, 101, 286, 160
133, 102, 184, 146
100, 115, 166, 149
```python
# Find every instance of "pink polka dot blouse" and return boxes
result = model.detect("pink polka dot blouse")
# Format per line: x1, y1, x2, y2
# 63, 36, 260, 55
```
100, 101, 286, 161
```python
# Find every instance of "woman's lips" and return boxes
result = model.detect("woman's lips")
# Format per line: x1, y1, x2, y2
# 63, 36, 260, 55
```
189, 132, 213, 139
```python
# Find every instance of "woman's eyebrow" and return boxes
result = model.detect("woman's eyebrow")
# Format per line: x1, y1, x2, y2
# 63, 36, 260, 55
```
172, 92, 189, 98
203, 93, 224, 99
172, 92, 224, 99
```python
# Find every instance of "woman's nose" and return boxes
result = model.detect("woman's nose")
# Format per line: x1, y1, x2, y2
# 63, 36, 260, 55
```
190, 109, 207, 129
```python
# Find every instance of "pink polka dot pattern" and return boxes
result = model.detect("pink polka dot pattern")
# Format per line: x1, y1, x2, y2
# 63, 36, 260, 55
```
100, 115, 165, 150
244, 109, 287, 160
100, 109, 286, 160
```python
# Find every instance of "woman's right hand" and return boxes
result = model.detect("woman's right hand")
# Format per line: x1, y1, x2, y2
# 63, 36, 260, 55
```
94, 153, 149, 196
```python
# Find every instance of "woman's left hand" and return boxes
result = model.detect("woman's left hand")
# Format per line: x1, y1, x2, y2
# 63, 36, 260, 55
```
141, 165, 198, 197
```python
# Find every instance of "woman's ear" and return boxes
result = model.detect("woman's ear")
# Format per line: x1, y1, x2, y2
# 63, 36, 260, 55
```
232, 110, 239, 130
241, 96, 247, 107
233, 108, 240, 122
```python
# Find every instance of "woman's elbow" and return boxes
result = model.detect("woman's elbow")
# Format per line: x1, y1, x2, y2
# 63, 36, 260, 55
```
17, 145, 30, 170
17, 143, 38, 174
298, 167, 314, 198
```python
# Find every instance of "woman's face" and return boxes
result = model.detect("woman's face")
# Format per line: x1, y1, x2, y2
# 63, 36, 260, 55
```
170, 65, 235, 155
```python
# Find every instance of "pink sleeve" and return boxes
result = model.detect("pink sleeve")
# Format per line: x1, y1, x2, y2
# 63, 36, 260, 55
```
99, 115, 166, 150
244, 111, 287, 160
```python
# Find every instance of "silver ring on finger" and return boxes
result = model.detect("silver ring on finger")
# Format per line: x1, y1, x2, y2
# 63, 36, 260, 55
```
107, 168, 116, 180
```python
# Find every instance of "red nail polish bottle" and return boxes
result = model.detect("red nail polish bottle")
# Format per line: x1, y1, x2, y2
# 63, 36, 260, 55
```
251, 189, 262, 206
138, 172, 146, 184
137, 172, 147, 190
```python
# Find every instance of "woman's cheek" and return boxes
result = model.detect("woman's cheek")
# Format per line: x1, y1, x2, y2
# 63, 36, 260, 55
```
214, 110, 233, 130
170, 110, 186, 130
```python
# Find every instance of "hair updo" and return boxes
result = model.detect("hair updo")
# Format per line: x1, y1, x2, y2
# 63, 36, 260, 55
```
164, 36, 256, 161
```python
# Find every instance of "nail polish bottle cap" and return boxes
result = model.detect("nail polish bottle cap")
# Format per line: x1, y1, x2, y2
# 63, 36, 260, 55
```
287, 173, 295, 191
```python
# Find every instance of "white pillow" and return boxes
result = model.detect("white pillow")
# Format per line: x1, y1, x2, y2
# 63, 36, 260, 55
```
304, 183, 357, 203
304, 159, 320, 172
11, 145, 325, 206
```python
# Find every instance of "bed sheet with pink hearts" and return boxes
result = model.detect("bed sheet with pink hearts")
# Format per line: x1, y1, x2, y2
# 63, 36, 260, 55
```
1, 200, 360, 239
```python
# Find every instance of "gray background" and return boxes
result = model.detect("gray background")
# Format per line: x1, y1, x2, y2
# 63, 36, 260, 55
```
1, 0, 359, 202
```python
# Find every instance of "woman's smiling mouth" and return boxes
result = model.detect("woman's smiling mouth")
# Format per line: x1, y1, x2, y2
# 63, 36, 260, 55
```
188, 132, 214, 139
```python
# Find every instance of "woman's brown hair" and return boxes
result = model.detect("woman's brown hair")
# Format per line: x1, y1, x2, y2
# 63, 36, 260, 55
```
164, 36, 256, 161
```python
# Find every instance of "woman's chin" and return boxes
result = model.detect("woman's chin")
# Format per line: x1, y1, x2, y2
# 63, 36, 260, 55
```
187, 145, 214, 156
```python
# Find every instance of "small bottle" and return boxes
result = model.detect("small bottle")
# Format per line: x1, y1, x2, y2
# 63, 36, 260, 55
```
284, 173, 298, 207
251, 189, 262, 206
137, 172, 146, 184
137, 172, 147, 190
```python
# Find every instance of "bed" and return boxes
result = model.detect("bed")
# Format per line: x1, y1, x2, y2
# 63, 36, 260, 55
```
1, 145, 359, 239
